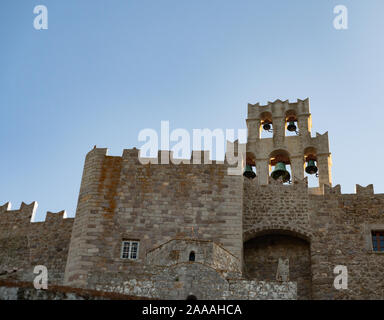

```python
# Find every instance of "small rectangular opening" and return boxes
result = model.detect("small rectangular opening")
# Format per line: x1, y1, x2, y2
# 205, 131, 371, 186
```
121, 240, 140, 260
371, 231, 384, 252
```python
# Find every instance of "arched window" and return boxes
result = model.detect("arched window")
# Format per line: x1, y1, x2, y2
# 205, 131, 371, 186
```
189, 251, 195, 262
285, 110, 298, 136
260, 111, 273, 139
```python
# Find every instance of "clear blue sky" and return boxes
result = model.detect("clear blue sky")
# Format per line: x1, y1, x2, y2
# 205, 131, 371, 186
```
1, 1, 384, 221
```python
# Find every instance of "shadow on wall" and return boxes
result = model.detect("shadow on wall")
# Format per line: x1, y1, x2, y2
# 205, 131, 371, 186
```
243, 233, 312, 300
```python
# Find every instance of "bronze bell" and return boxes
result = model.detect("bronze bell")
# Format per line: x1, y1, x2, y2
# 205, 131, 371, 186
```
305, 159, 318, 175
271, 162, 290, 182
263, 120, 271, 131
263, 122, 271, 131
287, 121, 297, 132
243, 165, 256, 179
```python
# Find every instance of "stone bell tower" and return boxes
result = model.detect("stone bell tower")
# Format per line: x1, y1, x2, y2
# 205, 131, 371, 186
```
245, 98, 332, 188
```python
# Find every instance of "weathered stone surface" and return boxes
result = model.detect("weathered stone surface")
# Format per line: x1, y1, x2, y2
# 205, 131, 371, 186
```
92, 264, 297, 300
1, 98, 384, 300
146, 239, 240, 272
0, 204, 73, 285
244, 234, 311, 300
0, 280, 149, 300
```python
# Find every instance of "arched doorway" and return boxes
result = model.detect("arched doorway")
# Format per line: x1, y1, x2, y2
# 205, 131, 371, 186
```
243, 232, 312, 300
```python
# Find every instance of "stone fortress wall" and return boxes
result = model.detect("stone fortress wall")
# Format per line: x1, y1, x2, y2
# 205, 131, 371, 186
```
1, 98, 383, 300
0, 202, 73, 285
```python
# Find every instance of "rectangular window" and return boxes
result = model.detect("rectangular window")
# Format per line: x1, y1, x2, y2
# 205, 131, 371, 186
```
372, 231, 384, 252
121, 240, 140, 260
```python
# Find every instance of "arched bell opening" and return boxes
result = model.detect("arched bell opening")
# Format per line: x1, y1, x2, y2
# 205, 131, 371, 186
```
304, 147, 319, 188
285, 110, 299, 136
243, 232, 312, 300
243, 152, 256, 179
269, 150, 292, 184
260, 111, 273, 139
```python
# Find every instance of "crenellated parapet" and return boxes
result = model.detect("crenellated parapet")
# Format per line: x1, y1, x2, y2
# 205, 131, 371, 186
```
248, 98, 310, 116
136, 149, 215, 165
0, 201, 71, 223
123, 146, 243, 167
0, 201, 38, 225
0, 202, 11, 213
81, 146, 244, 182
355, 184, 374, 196
247, 98, 311, 141
0, 202, 74, 286
322, 184, 342, 195
313, 183, 379, 197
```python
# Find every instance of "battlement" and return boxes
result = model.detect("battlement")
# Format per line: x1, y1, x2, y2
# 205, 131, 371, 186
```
323, 184, 384, 198
0, 201, 72, 223
89, 146, 242, 166
243, 173, 383, 199
135, 149, 216, 165
0, 202, 74, 286
313, 183, 381, 197
0, 201, 38, 223
247, 98, 310, 120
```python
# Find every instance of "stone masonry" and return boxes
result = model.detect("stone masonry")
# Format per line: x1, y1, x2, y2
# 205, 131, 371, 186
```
1, 98, 383, 300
